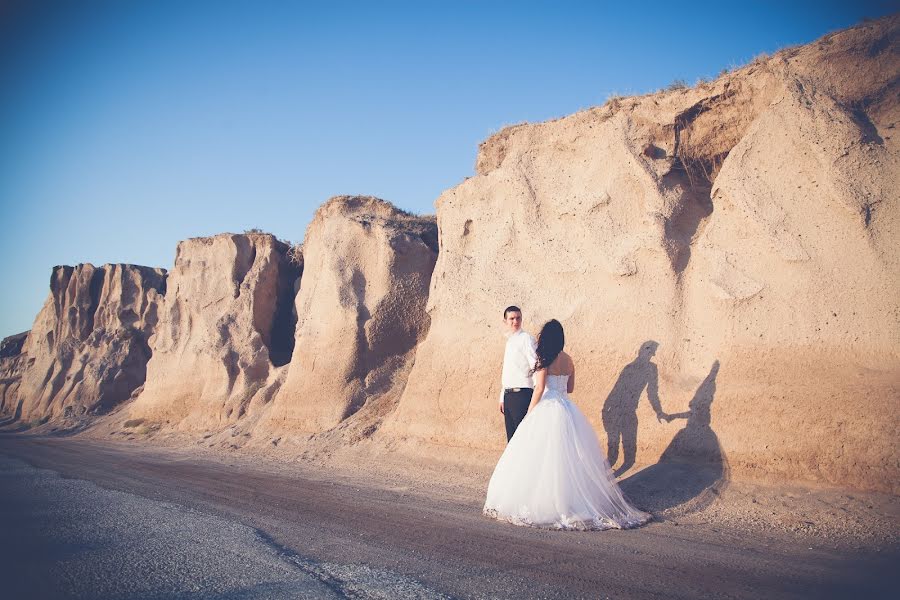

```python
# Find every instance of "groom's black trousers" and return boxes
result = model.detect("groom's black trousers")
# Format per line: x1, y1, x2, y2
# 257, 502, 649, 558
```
503, 388, 533, 441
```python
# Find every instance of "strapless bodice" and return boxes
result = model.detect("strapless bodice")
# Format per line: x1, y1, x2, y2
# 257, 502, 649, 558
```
544, 374, 570, 395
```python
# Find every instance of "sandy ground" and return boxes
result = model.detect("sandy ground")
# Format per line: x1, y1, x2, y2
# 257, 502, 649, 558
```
85, 420, 900, 554
0, 433, 897, 599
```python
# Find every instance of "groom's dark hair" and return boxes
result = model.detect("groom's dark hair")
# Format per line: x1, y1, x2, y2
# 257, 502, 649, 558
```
503, 306, 521, 318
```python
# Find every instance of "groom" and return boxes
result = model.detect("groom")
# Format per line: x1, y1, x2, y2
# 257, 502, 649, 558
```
499, 305, 538, 442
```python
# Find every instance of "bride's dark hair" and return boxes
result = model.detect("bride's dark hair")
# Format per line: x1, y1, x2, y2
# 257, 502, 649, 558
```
531, 319, 564, 374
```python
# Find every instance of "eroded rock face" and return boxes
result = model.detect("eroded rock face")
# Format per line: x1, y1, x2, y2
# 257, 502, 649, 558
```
127, 233, 301, 430
385, 17, 900, 492
0, 332, 28, 359
13, 264, 166, 423
259, 196, 437, 437
0, 331, 29, 418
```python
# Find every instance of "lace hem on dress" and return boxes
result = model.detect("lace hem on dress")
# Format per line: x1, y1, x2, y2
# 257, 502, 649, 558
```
482, 507, 651, 532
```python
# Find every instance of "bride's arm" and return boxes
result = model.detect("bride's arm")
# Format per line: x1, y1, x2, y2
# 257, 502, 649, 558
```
527, 369, 546, 414
567, 359, 576, 393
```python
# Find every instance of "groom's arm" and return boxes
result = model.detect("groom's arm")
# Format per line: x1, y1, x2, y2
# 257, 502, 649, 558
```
499, 346, 506, 412
523, 334, 538, 372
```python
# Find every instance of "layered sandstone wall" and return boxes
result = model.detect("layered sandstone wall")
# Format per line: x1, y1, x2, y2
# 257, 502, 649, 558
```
126, 233, 301, 430
258, 196, 438, 441
10, 264, 166, 423
384, 16, 900, 492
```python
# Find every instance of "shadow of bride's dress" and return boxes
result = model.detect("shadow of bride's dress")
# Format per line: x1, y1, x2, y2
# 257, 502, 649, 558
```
620, 361, 729, 514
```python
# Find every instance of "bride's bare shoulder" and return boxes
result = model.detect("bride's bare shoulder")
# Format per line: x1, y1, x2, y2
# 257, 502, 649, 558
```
560, 351, 575, 371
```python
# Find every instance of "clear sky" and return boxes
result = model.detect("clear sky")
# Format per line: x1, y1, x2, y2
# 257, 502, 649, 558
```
1, 0, 896, 338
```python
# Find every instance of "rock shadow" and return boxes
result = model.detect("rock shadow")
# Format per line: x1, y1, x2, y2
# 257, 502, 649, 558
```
601, 341, 664, 477
268, 253, 302, 368
620, 360, 729, 514
0, 396, 24, 430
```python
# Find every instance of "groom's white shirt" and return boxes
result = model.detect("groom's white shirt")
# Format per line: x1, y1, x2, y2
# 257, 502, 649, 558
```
500, 329, 538, 405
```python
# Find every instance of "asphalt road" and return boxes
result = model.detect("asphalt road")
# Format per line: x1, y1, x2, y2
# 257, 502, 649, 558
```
0, 436, 894, 599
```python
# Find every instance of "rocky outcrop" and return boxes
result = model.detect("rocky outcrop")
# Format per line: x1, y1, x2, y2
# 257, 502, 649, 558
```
258, 197, 437, 439
126, 233, 301, 430
0, 332, 28, 359
384, 16, 900, 492
0, 332, 29, 418
12, 264, 166, 423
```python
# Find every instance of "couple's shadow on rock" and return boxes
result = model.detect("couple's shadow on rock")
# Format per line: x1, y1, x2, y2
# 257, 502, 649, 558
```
601, 341, 663, 479
607, 355, 728, 514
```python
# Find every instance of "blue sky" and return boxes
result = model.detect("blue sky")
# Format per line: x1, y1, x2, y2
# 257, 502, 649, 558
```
1, 0, 896, 338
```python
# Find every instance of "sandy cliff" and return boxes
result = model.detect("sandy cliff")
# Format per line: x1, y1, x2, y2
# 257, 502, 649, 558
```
384, 16, 899, 492
7, 264, 166, 424
125, 233, 301, 431
257, 196, 437, 444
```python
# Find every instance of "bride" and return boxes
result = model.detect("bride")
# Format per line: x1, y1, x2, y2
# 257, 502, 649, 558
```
483, 319, 651, 530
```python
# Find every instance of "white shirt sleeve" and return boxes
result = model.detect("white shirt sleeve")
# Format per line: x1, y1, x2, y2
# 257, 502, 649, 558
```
499, 340, 506, 405
523, 333, 538, 372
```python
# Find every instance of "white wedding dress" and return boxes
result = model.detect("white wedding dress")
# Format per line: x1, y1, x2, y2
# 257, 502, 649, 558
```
484, 374, 651, 530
